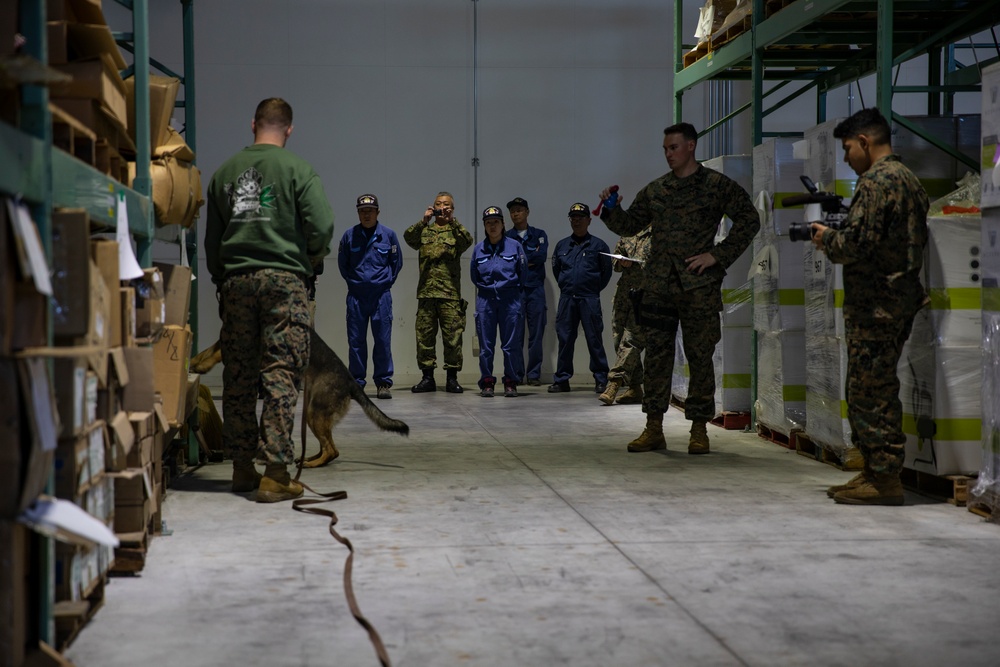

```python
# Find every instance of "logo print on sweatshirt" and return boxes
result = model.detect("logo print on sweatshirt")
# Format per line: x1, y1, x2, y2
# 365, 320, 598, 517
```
225, 167, 276, 216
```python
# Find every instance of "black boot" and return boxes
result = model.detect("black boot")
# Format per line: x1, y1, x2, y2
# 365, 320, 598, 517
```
445, 369, 464, 393
411, 368, 436, 393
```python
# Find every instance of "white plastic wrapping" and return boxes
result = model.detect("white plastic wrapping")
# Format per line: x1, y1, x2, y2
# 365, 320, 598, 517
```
754, 330, 806, 435
804, 334, 852, 456
971, 201, 1000, 514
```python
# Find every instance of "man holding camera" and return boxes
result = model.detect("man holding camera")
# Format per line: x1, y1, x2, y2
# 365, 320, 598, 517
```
599, 122, 758, 455
811, 108, 929, 506
404, 192, 474, 393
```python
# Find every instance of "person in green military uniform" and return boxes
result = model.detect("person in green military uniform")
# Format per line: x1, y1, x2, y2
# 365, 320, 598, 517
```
599, 226, 652, 406
812, 108, 929, 506
404, 192, 474, 393
598, 122, 758, 455
205, 97, 334, 503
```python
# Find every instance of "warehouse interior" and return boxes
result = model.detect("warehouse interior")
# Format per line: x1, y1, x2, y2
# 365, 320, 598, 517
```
3, 1, 1000, 666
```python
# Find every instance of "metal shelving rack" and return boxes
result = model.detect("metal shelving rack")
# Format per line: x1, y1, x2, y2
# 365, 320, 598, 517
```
672, 0, 998, 427
1, 0, 196, 652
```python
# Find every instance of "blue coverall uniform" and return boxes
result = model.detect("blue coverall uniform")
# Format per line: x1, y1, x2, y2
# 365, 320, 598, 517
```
551, 233, 613, 386
470, 237, 527, 387
505, 225, 549, 383
337, 222, 403, 387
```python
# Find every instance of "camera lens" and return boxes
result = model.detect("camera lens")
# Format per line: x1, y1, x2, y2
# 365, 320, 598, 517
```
788, 223, 811, 242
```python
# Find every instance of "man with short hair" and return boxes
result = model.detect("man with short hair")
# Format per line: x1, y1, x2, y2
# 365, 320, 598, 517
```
337, 194, 402, 399
404, 192, 474, 393
505, 197, 548, 386
812, 108, 929, 506
205, 97, 334, 503
549, 203, 613, 394
599, 122, 758, 455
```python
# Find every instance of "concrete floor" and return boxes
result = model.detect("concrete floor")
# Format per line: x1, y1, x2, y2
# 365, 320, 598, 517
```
67, 385, 1000, 667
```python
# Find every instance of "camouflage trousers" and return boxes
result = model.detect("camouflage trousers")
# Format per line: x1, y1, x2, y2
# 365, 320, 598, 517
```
846, 316, 914, 475
609, 290, 644, 386
220, 269, 310, 466
415, 297, 467, 370
638, 282, 721, 422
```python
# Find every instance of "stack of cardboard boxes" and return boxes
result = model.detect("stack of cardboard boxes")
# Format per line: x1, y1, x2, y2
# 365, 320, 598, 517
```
671, 155, 754, 417
751, 137, 808, 437
1, 196, 196, 660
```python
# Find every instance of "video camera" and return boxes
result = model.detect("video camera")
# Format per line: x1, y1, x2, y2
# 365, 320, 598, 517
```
782, 175, 849, 242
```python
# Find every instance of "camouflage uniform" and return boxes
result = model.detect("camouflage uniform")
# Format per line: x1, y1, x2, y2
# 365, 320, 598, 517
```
601, 165, 758, 420
821, 154, 929, 474
403, 219, 474, 370
608, 226, 652, 386
205, 143, 334, 468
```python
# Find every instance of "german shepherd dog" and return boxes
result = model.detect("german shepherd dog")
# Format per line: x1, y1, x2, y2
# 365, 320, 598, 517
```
190, 328, 409, 468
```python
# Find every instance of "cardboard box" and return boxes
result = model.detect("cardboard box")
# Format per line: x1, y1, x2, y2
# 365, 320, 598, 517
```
83, 259, 111, 385
47, 20, 70, 65
0, 198, 14, 355
114, 498, 150, 534
16, 359, 60, 514
91, 240, 123, 348
121, 285, 136, 346
53, 356, 89, 438
51, 96, 135, 155
134, 267, 165, 338
50, 52, 128, 130
0, 522, 30, 667
55, 420, 105, 499
12, 282, 48, 350
154, 262, 192, 327
113, 464, 152, 505
50, 209, 91, 338
153, 325, 193, 426
125, 74, 180, 150
122, 346, 154, 412
96, 348, 129, 422
106, 411, 135, 472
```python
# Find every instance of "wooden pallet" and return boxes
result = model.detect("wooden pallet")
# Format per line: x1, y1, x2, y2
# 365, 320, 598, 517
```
794, 431, 864, 471
683, 41, 711, 68
968, 501, 994, 520
900, 468, 975, 506
54, 577, 106, 651
710, 15, 751, 52
711, 411, 751, 431
968, 490, 998, 520
50, 102, 96, 166
757, 422, 796, 450
111, 530, 150, 574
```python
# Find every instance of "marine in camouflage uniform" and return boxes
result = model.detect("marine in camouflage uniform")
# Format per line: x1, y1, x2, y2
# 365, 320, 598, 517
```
600, 123, 758, 454
403, 192, 474, 393
814, 108, 929, 506
600, 226, 652, 405
205, 98, 334, 502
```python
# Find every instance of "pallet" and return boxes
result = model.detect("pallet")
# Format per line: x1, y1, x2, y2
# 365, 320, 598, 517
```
50, 102, 96, 166
54, 577, 106, 651
711, 411, 750, 431
968, 490, 998, 520
710, 15, 751, 52
968, 501, 994, 520
794, 431, 864, 471
683, 41, 710, 68
900, 468, 975, 506
757, 422, 795, 450
111, 530, 149, 574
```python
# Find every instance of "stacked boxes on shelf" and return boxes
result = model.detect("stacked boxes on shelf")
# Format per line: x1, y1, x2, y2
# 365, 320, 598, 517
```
899, 204, 982, 476
751, 138, 807, 436
971, 61, 1000, 516
672, 155, 753, 416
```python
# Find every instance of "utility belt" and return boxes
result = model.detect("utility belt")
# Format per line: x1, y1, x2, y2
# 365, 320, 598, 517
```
629, 289, 679, 332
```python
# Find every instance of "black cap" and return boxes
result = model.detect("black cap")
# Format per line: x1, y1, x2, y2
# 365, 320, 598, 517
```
506, 197, 529, 210
568, 202, 591, 217
482, 206, 504, 221
356, 194, 379, 209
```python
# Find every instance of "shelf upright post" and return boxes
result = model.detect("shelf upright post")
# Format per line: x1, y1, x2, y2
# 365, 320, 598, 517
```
928, 46, 942, 115
749, 0, 765, 427
18, 0, 55, 648
182, 0, 199, 355
876, 0, 894, 115
131, 0, 153, 267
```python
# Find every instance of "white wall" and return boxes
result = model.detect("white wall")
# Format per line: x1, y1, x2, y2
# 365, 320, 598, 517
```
111, 1, 990, 389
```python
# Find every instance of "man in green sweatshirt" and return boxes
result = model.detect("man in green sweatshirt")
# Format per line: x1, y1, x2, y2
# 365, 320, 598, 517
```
205, 98, 334, 503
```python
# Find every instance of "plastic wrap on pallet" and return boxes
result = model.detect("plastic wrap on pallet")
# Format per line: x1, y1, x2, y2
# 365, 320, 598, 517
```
971, 310, 1000, 512
926, 175, 983, 345
752, 233, 805, 332
803, 244, 844, 338
706, 155, 754, 327
755, 329, 806, 435
753, 138, 805, 236
672, 326, 752, 417
804, 119, 856, 202
804, 334, 853, 456
979, 63, 1000, 207
899, 310, 983, 476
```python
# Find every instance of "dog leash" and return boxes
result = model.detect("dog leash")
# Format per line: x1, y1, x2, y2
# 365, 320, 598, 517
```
294, 359, 392, 667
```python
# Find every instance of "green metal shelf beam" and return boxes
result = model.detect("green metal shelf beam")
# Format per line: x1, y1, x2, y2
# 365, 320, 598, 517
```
50, 149, 152, 237
755, 0, 855, 47
0, 121, 48, 202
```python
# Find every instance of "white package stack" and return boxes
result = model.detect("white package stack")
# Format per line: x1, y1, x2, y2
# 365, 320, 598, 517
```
926, 211, 982, 344
755, 329, 806, 436
753, 137, 805, 236
804, 118, 856, 201
752, 235, 805, 332
981, 63, 1000, 208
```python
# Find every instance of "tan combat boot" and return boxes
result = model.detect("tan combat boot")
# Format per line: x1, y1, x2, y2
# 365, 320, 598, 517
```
832, 472, 904, 506
688, 421, 710, 455
256, 464, 304, 503
826, 459, 872, 498
627, 413, 667, 453
598, 379, 622, 406
232, 461, 262, 493
616, 385, 644, 405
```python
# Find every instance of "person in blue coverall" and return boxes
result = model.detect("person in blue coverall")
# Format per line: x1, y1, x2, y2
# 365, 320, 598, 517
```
337, 194, 403, 399
504, 197, 549, 386
549, 202, 613, 394
471, 206, 527, 398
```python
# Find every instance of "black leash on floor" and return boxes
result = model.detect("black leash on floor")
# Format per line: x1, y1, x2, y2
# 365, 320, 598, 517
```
292, 366, 393, 667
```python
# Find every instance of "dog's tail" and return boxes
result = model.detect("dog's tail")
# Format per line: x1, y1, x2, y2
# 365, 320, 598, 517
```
347, 382, 410, 436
